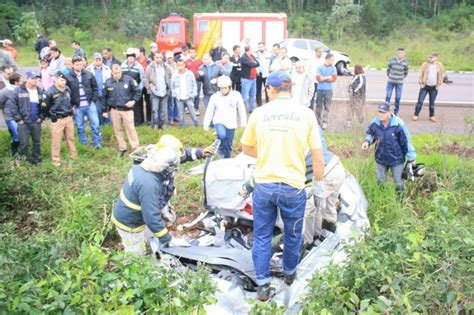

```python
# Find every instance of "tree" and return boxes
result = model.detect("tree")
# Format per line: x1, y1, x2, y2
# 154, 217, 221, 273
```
12, 12, 40, 44
328, 0, 361, 42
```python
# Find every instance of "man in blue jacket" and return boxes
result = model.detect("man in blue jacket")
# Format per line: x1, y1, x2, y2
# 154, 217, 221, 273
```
362, 101, 416, 196
112, 134, 214, 255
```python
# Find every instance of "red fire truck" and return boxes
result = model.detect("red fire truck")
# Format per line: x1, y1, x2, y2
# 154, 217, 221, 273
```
156, 12, 287, 58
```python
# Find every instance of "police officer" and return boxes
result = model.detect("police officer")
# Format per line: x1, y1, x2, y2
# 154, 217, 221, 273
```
112, 134, 215, 255
103, 64, 142, 157
121, 48, 145, 126
40, 71, 78, 167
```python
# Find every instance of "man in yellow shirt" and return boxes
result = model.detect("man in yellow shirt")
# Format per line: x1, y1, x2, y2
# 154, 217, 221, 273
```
241, 71, 325, 301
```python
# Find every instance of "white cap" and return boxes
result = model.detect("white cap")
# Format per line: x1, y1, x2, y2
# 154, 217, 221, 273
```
165, 51, 174, 59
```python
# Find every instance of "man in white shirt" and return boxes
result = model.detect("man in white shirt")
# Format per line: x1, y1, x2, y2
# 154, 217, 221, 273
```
171, 59, 199, 127
203, 75, 246, 159
255, 42, 270, 106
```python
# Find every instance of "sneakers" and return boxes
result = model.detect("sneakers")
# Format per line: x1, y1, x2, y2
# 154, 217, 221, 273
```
284, 272, 296, 286
412, 115, 418, 121
256, 283, 276, 301
322, 122, 328, 130
196, 111, 200, 116
429, 116, 437, 122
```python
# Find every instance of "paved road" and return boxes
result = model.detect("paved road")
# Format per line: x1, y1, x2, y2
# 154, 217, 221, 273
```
333, 70, 474, 105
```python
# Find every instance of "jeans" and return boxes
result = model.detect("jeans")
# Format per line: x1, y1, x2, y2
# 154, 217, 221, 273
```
5, 119, 19, 142
414, 85, 438, 117
214, 123, 235, 159
150, 94, 168, 127
241, 78, 256, 112
203, 94, 212, 108
167, 96, 178, 122
18, 123, 42, 163
315, 89, 333, 125
385, 82, 404, 115
176, 98, 199, 127
95, 96, 109, 125
252, 183, 307, 286
376, 162, 405, 193
256, 75, 267, 106
74, 103, 101, 147
194, 81, 202, 111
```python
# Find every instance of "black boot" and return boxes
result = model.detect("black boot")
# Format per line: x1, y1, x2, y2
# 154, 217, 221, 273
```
11, 141, 20, 157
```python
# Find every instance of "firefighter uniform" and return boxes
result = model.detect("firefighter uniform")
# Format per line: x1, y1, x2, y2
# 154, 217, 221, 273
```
41, 83, 77, 166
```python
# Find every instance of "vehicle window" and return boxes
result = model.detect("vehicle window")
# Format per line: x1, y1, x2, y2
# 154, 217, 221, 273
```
293, 39, 308, 50
197, 20, 209, 32
309, 40, 329, 52
162, 22, 180, 35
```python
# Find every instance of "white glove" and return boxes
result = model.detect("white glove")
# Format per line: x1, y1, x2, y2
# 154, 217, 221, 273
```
312, 180, 326, 211
160, 204, 176, 223
168, 237, 191, 247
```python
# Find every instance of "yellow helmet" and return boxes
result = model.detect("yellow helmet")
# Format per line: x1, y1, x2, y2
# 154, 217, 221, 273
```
156, 134, 185, 157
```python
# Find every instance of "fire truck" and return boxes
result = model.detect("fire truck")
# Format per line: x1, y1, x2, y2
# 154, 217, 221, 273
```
156, 12, 288, 58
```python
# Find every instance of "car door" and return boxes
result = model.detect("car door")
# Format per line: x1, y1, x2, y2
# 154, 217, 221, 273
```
290, 39, 311, 62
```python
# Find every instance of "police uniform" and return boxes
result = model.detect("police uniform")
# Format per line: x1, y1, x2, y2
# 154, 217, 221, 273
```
104, 74, 142, 152
41, 82, 77, 166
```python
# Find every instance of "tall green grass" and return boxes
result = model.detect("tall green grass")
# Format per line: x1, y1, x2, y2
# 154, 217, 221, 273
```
0, 126, 472, 312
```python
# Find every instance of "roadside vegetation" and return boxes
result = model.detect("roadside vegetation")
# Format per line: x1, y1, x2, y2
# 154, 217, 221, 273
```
1, 0, 473, 70
0, 125, 472, 313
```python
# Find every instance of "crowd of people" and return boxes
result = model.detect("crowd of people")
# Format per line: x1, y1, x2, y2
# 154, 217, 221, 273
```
1, 35, 440, 301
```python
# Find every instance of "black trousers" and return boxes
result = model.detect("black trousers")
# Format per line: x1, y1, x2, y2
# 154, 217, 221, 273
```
256, 74, 268, 106
133, 89, 145, 126
18, 122, 42, 163
143, 88, 151, 123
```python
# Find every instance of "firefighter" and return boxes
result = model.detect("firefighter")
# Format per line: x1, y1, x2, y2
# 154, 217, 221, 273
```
112, 135, 215, 255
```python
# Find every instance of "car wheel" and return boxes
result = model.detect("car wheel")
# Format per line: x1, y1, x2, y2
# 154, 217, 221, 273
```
336, 61, 346, 75
290, 57, 299, 64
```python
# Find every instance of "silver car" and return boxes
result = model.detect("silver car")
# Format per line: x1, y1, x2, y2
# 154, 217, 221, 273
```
280, 38, 351, 75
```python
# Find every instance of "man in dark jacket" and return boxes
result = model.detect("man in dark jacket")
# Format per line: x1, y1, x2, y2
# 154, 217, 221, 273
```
10, 72, 43, 164
66, 56, 101, 148
103, 64, 142, 157
197, 52, 223, 108
41, 72, 78, 167
102, 47, 121, 68
229, 45, 242, 92
210, 38, 228, 62
362, 101, 416, 196
240, 45, 259, 113
34, 34, 49, 60
112, 134, 215, 254
121, 48, 145, 126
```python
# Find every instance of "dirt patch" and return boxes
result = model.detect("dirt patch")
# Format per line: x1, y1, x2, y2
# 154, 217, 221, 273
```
443, 143, 474, 158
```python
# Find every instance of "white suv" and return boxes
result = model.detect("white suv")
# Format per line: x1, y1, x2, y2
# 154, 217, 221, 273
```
279, 38, 351, 75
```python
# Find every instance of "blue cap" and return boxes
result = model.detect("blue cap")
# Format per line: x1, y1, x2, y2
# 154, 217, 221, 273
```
266, 71, 293, 87
25, 71, 40, 79
377, 101, 391, 113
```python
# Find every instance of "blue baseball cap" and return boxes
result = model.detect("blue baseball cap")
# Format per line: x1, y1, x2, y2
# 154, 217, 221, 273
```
377, 101, 391, 113
266, 71, 293, 87
25, 71, 40, 79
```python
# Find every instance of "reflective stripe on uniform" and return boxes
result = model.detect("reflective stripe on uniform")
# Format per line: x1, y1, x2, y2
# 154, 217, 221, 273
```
111, 213, 145, 233
120, 189, 141, 211
154, 227, 169, 238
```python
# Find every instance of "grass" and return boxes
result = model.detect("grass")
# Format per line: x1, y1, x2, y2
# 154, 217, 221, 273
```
0, 125, 472, 313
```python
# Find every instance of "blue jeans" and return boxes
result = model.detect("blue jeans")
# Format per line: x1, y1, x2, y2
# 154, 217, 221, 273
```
203, 94, 212, 108
95, 96, 109, 125
414, 85, 438, 117
385, 82, 404, 115
252, 183, 307, 286
151, 94, 168, 127
376, 162, 405, 193
194, 81, 202, 111
74, 103, 101, 147
241, 78, 256, 112
176, 98, 199, 127
167, 95, 178, 122
214, 123, 235, 159
6, 119, 19, 142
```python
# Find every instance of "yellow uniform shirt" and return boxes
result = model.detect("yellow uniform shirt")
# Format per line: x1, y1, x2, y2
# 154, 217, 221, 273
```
241, 97, 322, 189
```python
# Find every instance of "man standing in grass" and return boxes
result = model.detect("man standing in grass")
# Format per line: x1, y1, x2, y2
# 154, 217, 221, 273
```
40, 72, 78, 167
385, 48, 409, 116
241, 71, 325, 301
362, 101, 416, 197
315, 53, 337, 130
